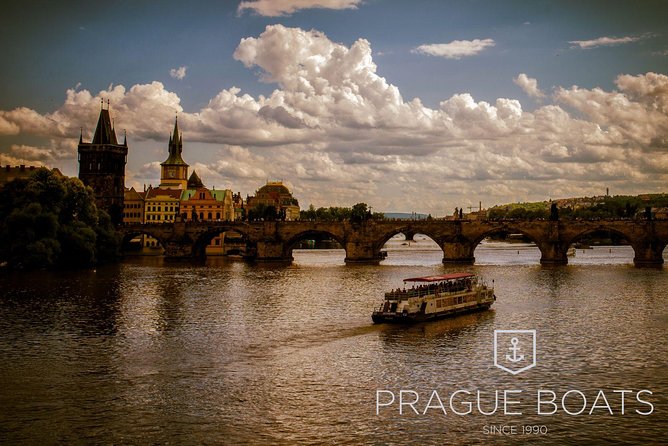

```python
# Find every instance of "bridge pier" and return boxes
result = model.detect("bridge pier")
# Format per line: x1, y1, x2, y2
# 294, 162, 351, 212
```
441, 242, 475, 264
255, 240, 293, 262
344, 242, 383, 264
163, 240, 195, 260
633, 240, 665, 267
539, 242, 568, 265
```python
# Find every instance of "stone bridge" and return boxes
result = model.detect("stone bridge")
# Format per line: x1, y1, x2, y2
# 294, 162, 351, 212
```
119, 218, 668, 267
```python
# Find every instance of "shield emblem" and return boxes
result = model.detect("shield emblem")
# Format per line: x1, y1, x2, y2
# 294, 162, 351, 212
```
494, 329, 536, 375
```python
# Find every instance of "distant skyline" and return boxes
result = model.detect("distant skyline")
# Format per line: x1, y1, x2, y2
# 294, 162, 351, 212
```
1, 0, 667, 214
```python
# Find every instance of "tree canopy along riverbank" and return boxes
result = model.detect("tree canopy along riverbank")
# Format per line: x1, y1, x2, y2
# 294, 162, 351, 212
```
0, 168, 120, 270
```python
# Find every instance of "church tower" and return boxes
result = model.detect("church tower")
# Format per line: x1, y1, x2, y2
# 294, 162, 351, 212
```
159, 117, 189, 189
78, 101, 128, 225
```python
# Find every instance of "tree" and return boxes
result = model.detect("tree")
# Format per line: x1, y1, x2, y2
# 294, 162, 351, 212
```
301, 204, 317, 221
0, 168, 120, 269
350, 203, 370, 223
248, 203, 278, 221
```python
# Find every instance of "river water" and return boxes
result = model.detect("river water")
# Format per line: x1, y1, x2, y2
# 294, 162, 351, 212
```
1, 238, 666, 445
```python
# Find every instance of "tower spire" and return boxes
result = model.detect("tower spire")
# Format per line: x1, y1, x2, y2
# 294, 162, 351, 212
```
172, 115, 179, 143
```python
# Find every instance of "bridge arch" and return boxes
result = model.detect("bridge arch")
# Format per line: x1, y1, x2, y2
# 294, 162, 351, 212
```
372, 226, 447, 263
463, 224, 550, 265
565, 226, 633, 247
565, 225, 664, 266
119, 229, 166, 254
374, 226, 444, 250
192, 226, 251, 259
282, 230, 346, 260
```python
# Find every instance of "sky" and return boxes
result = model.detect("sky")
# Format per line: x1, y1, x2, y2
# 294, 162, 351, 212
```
1, 0, 667, 215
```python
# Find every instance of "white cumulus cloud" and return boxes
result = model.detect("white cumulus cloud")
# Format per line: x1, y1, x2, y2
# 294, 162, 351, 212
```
169, 66, 188, 80
513, 73, 546, 99
412, 39, 495, 59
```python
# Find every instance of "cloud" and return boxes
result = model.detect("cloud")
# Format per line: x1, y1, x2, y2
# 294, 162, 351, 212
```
569, 35, 642, 49
169, 66, 188, 80
553, 72, 668, 149
0, 140, 77, 168
513, 73, 546, 99
2, 25, 667, 212
237, 0, 361, 16
412, 39, 495, 59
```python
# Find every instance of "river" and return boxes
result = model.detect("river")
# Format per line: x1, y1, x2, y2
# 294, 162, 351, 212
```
1, 238, 666, 445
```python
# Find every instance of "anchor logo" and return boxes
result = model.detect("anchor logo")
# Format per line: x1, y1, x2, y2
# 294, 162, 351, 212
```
494, 330, 536, 375
505, 337, 525, 363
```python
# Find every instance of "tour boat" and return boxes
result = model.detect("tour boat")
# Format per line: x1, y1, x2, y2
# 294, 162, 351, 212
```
371, 272, 495, 324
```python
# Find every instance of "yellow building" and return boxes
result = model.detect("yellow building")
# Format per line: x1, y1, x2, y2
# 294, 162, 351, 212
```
123, 187, 145, 224
145, 187, 182, 223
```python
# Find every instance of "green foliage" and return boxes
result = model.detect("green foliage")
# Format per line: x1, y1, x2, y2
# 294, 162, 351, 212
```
350, 202, 370, 223
300, 203, 385, 222
248, 203, 280, 221
0, 168, 120, 269
487, 202, 549, 220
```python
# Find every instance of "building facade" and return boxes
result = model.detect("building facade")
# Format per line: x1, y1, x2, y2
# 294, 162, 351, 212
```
246, 181, 300, 220
144, 187, 182, 223
123, 187, 145, 224
179, 171, 235, 255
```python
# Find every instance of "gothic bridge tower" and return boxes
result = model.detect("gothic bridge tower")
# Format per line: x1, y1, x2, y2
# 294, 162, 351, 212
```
159, 117, 189, 189
78, 101, 128, 224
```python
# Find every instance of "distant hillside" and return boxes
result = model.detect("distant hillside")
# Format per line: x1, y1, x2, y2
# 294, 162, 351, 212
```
486, 193, 668, 219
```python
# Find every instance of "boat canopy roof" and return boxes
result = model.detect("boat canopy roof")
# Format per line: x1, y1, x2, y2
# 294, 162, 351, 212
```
403, 272, 474, 283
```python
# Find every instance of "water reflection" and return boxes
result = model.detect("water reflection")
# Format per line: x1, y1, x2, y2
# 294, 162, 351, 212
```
0, 247, 665, 444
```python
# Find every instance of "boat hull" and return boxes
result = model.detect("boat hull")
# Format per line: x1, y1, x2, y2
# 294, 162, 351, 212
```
371, 301, 493, 324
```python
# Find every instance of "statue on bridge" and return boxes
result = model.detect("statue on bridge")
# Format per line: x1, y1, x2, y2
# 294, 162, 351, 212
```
550, 203, 559, 221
